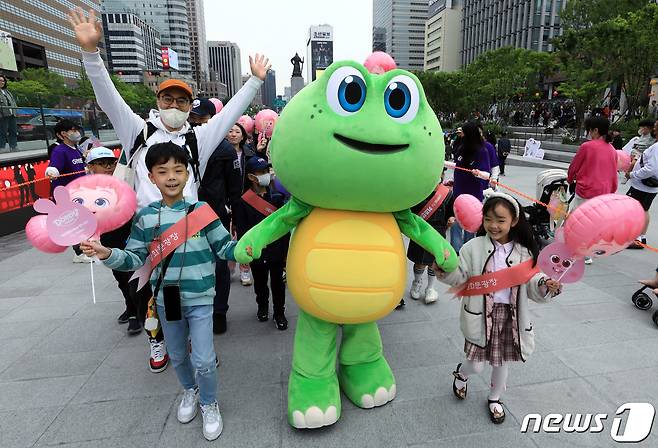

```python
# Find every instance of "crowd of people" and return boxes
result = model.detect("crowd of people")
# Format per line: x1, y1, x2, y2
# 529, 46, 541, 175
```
17, 6, 653, 442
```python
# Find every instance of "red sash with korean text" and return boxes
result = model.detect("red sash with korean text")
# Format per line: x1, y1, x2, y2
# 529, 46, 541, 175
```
242, 189, 278, 216
130, 203, 218, 289
449, 259, 539, 297
418, 184, 450, 221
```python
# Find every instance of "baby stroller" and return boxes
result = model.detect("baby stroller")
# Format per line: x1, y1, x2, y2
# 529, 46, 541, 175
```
630, 285, 658, 327
524, 169, 571, 248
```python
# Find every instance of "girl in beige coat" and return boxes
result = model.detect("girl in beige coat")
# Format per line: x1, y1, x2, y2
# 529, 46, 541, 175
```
436, 191, 562, 424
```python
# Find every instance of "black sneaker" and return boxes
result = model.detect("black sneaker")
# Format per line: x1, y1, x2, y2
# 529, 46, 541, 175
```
117, 310, 130, 324
213, 314, 227, 335
257, 308, 269, 322
273, 313, 288, 330
127, 317, 142, 335
396, 299, 406, 310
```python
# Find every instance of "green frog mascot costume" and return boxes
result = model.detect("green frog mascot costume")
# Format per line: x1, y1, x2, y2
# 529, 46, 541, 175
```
234, 52, 458, 429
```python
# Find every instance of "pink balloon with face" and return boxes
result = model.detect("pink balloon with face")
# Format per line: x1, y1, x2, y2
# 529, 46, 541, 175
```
538, 242, 585, 283
25, 214, 67, 253
364, 52, 397, 74
255, 109, 278, 138
616, 150, 631, 172
66, 174, 137, 237
238, 115, 254, 134
209, 98, 223, 114
453, 194, 483, 233
564, 194, 645, 257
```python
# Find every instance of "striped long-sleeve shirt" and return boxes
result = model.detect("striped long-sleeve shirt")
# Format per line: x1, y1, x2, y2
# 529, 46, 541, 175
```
103, 199, 236, 307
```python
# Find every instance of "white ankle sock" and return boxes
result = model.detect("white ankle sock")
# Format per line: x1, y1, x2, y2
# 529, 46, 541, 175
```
427, 268, 437, 289
455, 359, 483, 390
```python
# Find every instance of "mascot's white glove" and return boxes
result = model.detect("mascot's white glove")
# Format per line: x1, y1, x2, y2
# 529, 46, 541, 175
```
45, 167, 60, 179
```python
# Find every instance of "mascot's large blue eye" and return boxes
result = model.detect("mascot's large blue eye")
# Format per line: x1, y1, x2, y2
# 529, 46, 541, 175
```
326, 66, 368, 116
95, 198, 109, 208
385, 82, 411, 118
337, 76, 366, 113
384, 75, 420, 123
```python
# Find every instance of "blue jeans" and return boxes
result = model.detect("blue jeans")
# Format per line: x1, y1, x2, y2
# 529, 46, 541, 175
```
157, 304, 217, 405
450, 222, 475, 254
0, 115, 17, 150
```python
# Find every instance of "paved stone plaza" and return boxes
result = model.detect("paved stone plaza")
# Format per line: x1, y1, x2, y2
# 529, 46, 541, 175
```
0, 165, 657, 447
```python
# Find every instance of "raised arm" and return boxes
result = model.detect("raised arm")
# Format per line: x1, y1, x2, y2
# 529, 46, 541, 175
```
69, 8, 144, 148
234, 196, 313, 264
195, 55, 270, 171
393, 208, 458, 272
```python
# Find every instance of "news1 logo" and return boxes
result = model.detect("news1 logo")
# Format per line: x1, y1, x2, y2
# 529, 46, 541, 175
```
521, 403, 655, 443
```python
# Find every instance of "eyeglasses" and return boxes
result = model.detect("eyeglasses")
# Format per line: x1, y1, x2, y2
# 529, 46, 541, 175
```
159, 95, 190, 107
90, 160, 118, 168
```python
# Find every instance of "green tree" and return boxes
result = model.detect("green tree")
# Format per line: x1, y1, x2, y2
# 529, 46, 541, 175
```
18, 68, 68, 106
7, 80, 51, 106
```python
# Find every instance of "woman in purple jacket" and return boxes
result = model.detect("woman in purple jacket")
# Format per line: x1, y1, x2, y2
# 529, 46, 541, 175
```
450, 121, 491, 253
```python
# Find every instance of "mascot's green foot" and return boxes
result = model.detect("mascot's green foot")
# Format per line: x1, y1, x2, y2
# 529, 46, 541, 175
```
338, 357, 396, 409
288, 370, 341, 429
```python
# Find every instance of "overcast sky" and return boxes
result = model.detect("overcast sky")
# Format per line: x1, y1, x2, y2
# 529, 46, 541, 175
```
204, 0, 373, 94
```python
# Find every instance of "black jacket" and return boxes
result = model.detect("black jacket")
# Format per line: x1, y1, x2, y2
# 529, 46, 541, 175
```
238, 144, 257, 193
497, 138, 511, 158
410, 188, 454, 235
198, 139, 242, 228
233, 188, 290, 262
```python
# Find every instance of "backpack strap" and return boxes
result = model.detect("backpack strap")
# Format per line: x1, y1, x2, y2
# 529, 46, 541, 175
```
126, 121, 158, 163
183, 129, 201, 182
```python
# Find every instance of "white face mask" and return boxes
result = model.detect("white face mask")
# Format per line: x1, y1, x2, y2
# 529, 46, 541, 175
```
159, 108, 190, 129
256, 173, 271, 187
68, 131, 82, 143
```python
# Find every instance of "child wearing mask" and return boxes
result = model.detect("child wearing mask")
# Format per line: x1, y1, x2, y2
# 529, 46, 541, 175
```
233, 157, 290, 330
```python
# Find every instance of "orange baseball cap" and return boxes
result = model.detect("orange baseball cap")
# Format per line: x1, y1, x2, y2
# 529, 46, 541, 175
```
157, 79, 193, 98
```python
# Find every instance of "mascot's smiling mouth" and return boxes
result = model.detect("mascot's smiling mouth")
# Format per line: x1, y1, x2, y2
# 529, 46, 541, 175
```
334, 133, 409, 154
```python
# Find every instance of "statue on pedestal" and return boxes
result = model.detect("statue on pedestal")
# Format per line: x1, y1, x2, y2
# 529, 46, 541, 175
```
291, 53, 304, 77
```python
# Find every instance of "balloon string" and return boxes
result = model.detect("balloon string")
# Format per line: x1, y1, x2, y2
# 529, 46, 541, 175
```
0, 170, 87, 192
446, 164, 658, 254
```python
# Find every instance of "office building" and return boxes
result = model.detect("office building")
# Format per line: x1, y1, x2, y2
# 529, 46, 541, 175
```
262, 70, 276, 108
461, 0, 568, 66
102, 12, 162, 83
424, 0, 463, 72
0, 0, 103, 83
102, 0, 193, 78
372, 0, 428, 70
306, 25, 333, 82
186, 0, 209, 87
208, 41, 241, 98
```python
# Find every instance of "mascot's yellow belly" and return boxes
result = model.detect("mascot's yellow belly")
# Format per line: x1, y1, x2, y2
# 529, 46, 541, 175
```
287, 208, 406, 324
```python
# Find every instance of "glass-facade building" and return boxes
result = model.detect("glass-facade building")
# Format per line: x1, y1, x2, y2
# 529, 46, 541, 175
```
372, 0, 428, 70
461, 0, 567, 66
0, 0, 103, 82
208, 41, 241, 99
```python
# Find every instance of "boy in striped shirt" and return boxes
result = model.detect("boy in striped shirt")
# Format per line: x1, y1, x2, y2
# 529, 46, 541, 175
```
81, 142, 235, 441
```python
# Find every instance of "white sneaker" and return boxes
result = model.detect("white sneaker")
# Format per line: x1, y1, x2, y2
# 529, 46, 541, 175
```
200, 401, 223, 441
424, 286, 439, 304
410, 279, 424, 300
72, 253, 93, 263
584, 257, 593, 265
177, 388, 199, 423
240, 270, 252, 286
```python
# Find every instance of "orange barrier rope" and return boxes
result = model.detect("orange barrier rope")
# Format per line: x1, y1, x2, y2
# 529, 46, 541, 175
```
446, 164, 658, 254
0, 170, 86, 193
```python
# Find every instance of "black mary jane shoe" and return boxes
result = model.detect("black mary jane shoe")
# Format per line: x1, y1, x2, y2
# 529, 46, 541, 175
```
487, 399, 506, 424
452, 363, 467, 400
257, 310, 269, 322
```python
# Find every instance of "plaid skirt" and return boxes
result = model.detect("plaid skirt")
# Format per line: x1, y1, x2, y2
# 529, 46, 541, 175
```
464, 303, 522, 367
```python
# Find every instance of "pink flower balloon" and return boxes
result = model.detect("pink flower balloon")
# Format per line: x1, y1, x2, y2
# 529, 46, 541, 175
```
255, 109, 278, 138
453, 194, 483, 233
616, 150, 631, 172
209, 98, 223, 114
25, 214, 67, 253
33, 186, 98, 246
66, 175, 137, 237
364, 52, 397, 74
238, 115, 254, 134
564, 194, 645, 257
